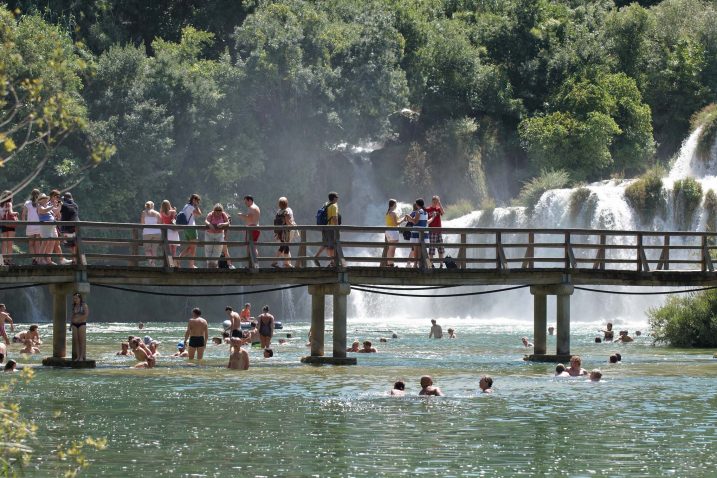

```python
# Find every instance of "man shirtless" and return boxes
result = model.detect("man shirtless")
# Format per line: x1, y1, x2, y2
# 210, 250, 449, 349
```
227, 337, 250, 370
116, 342, 130, 356
173, 341, 189, 358
225, 306, 243, 338
419, 375, 444, 396
237, 195, 261, 266
358, 340, 377, 353
566, 355, 588, 377
184, 308, 209, 360
129, 337, 155, 368
20, 337, 39, 354
0, 304, 15, 345
428, 319, 442, 339
0, 342, 6, 364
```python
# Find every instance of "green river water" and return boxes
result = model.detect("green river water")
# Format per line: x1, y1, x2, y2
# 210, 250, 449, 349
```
5, 317, 717, 477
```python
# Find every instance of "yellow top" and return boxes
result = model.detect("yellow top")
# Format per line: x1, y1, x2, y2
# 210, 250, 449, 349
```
385, 212, 398, 227
327, 203, 339, 224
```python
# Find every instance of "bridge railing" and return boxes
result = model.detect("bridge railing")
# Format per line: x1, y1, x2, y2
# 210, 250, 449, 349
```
0, 221, 716, 272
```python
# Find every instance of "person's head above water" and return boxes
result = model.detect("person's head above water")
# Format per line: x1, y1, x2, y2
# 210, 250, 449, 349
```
570, 355, 582, 367
609, 354, 618, 363
393, 380, 405, 391
431, 319, 436, 325
556, 363, 566, 374
479, 375, 493, 391
420, 375, 433, 388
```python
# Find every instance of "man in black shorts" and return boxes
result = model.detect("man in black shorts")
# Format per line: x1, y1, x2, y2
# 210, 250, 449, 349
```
225, 306, 243, 338
183, 308, 208, 360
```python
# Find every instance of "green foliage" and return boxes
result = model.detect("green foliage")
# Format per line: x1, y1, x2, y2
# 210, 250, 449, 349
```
704, 189, 717, 232
624, 167, 665, 224
568, 187, 592, 219
672, 177, 703, 230
516, 169, 570, 210
649, 289, 717, 347
443, 198, 475, 220
691, 103, 717, 162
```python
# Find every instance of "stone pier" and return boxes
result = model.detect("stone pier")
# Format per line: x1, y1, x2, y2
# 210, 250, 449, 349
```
525, 283, 574, 363
42, 282, 95, 368
301, 283, 356, 365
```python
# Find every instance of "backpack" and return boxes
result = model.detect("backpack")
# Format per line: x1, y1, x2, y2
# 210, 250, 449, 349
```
316, 204, 329, 225
274, 210, 287, 238
403, 213, 414, 240
444, 256, 458, 269
176, 204, 191, 225
218, 253, 229, 269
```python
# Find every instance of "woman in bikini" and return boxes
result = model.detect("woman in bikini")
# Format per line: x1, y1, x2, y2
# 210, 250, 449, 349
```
71, 292, 89, 361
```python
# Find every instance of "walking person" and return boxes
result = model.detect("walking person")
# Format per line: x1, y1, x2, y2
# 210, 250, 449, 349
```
272, 196, 295, 268
257, 305, 274, 349
159, 200, 180, 258
71, 292, 89, 361
59, 192, 79, 264
140, 201, 162, 266
21, 189, 41, 264
384, 199, 403, 267
178, 194, 202, 268
236, 195, 261, 267
314, 192, 339, 266
204, 203, 230, 268
425, 195, 446, 268
1, 191, 18, 265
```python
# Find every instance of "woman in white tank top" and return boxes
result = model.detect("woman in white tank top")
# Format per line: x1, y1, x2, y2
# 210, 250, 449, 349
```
140, 201, 162, 266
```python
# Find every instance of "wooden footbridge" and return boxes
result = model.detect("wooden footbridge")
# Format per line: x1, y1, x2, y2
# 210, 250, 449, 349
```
1, 220, 716, 366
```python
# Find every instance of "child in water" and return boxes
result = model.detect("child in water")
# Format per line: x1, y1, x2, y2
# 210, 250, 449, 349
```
227, 337, 249, 370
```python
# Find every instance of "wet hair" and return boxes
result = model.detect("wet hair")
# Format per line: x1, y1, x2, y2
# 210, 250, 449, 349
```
393, 381, 405, 391
29, 325, 38, 332
606, 322, 613, 329
188, 193, 201, 204
225, 306, 233, 311
243, 195, 254, 202
363, 341, 372, 347
415, 198, 425, 208
328, 192, 338, 201
192, 307, 201, 316
130, 338, 141, 347
609, 354, 618, 363
222, 331, 230, 338
264, 348, 274, 357
4, 359, 16, 370
212, 337, 222, 344
121, 342, 129, 348
615, 353, 622, 362
570, 355, 582, 366
590, 369, 602, 380
431, 319, 436, 324
481, 375, 493, 388
278, 197, 288, 209
262, 305, 269, 312
595, 337, 602, 343
556, 364, 566, 373
386, 199, 397, 215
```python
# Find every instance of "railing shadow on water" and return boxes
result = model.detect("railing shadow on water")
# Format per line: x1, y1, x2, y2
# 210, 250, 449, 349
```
0, 220, 716, 274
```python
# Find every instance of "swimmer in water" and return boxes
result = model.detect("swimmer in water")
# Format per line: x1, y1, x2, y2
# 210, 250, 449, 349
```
116, 342, 130, 356
521, 337, 533, 347
212, 337, 223, 345
358, 340, 377, 353
19, 337, 39, 354
227, 337, 249, 370
602, 322, 614, 342
390, 381, 406, 396
346, 340, 360, 352
589, 369, 602, 382
419, 375, 444, 396
129, 337, 155, 368
4, 359, 17, 372
566, 355, 588, 377
555, 363, 570, 377
548, 326, 555, 336
173, 341, 189, 358
263, 348, 274, 358
479, 375, 493, 394
149, 340, 161, 357
447, 328, 456, 339
183, 308, 208, 360
138, 322, 144, 330
609, 354, 618, 364
616, 330, 634, 343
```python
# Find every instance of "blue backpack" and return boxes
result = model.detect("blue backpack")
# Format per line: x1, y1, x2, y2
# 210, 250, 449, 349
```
176, 205, 191, 225
316, 204, 329, 225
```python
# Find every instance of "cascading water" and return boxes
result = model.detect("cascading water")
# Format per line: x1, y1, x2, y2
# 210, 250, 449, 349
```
346, 126, 717, 329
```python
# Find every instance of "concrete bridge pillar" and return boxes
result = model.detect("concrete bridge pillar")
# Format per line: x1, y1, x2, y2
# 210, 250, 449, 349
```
302, 283, 356, 365
42, 282, 95, 368
526, 283, 573, 363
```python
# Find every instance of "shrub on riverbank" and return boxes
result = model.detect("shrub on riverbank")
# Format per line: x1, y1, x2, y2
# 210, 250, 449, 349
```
672, 177, 703, 230
625, 167, 665, 224
648, 289, 717, 347
705, 189, 717, 233
516, 169, 570, 211
692, 104, 717, 162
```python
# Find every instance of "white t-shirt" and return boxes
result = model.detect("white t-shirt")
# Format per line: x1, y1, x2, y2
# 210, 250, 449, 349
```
24, 200, 39, 222
182, 204, 196, 226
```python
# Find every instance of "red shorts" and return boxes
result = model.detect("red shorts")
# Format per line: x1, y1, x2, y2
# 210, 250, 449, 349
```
248, 229, 260, 242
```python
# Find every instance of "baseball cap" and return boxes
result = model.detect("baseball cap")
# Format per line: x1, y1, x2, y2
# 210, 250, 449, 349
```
177, 341, 185, 349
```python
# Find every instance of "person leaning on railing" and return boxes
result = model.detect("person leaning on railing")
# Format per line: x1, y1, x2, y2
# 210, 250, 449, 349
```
205, 204, 230, 268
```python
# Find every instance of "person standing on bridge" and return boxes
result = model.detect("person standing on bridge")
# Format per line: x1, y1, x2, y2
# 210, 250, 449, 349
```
22, 189, 41, 264
184, 308, 209, 360
425, 195, 445, 268
237, 195, 261, 267
141, 201, 162, 266
384, 199, 404, 267
59, 192, 79, 264
406, 198, 428, 268
178, 194, 202, 268
429, 319, 443, 339
160, 200, 180, 258
314, 192, 340, 267
204, 203, 230, 268
272, 196, 295, 268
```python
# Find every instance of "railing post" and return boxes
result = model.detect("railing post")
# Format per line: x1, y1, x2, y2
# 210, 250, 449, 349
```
637, 233, 650, 272
564, 232, 571, 270
334, 228, 346, 270
74, 223, 86, 267
458, 233, 467, 269
298, 230, 307, 268
593, 234, 606, 270
522, 232, 535, 269
130, 228, 139, 267
418, 229, 428, 271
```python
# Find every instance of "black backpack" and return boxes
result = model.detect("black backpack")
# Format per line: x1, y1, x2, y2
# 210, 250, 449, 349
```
444, 256, 458, 269
176, 204, 191, 225
274, 210, 287, 238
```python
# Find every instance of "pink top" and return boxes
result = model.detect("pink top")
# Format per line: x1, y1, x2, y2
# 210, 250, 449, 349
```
206, 211, 229, 234
160, 211, 175, 225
